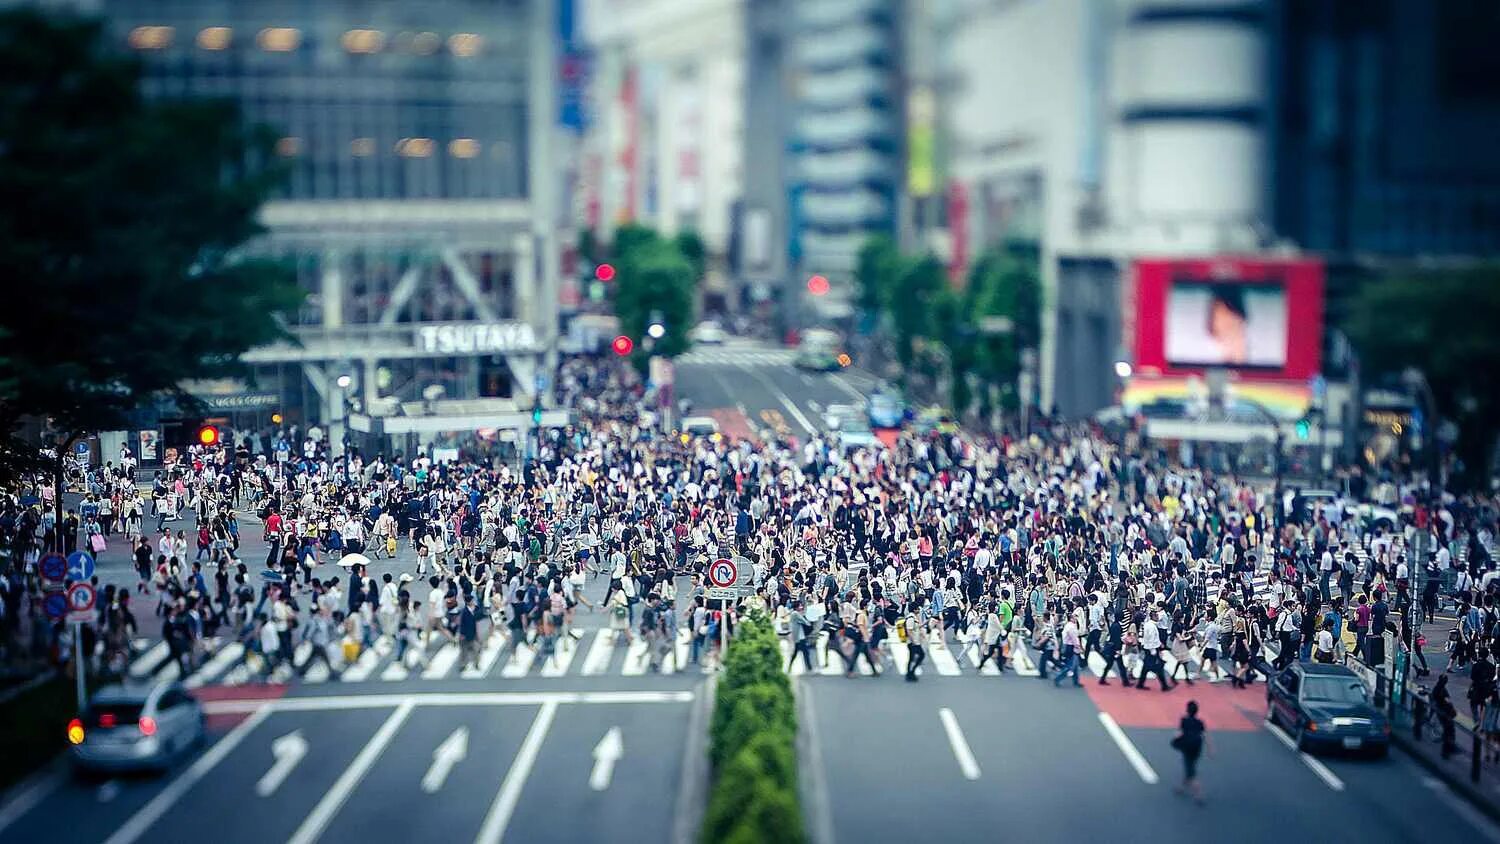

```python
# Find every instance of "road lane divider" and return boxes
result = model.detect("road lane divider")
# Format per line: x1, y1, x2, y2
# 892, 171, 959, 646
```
475, 700, 559, 844
938, 708, 982, 781
1263, 722, 1345, 791
288, 700, 415, 844
1097, 712, 1160, 784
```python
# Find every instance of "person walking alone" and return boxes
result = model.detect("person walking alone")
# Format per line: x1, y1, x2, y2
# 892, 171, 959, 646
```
1172, 700, 1210, 804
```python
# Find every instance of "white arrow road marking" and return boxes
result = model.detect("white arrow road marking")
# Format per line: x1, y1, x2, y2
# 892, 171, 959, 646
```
256, 730, 308, 797
421, 727, 469, 794
590, 727, 623, 791
288, 701, 414, 844
476, 701, 559, 844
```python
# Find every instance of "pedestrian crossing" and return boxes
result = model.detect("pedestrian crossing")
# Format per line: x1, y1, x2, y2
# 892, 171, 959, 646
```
124, 626, 1281, 688
674, 347, 796, 367
124, 627, 704, 688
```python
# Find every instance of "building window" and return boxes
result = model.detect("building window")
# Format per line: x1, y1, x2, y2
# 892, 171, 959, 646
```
342, 29, 385, 54
396, 138, 435, 158
275, 137, 302, 157
128, 26, 173, 50
350, 137, 375, 157
196, 27, 231, 50
257, 27, 301, 52
449, 138, 480, 159
448, 33, 483, 57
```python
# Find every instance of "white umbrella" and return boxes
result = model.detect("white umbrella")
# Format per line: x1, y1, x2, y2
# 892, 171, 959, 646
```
338, 552, 372, 569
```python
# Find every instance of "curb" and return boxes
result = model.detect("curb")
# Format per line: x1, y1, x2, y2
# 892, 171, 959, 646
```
672, 674, 716, 844
1392, 732, 1500, 826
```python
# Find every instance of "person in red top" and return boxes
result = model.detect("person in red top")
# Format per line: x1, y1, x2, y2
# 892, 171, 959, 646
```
263, 509, 283, 569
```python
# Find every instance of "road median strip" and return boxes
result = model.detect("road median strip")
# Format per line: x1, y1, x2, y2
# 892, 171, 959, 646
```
701, 612, 805, 843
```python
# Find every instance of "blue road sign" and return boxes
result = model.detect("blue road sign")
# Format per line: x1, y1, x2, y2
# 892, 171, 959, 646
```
66, 550, 95, 582
39, 552, 67, 583
43, 591, 68, 620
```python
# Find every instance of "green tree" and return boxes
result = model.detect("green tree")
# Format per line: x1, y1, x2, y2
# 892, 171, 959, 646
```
613, 237, 696, 359
888, 254, 946, 369
1344, 264, 1500, 489
965, 242, 1042, 411
0, 10, 301, 490
673, 229, 706, 283
855, 234, 900, 314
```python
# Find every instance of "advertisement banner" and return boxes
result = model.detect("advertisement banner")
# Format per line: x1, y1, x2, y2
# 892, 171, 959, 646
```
137, 430, 158, 461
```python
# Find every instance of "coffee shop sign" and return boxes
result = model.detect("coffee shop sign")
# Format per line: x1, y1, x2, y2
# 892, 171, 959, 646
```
416, 323, 538, 355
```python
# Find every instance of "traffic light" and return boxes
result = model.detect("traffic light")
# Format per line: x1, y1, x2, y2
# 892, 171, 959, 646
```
196, 424, 221, 446
807, 274, 830, 296
611, 335, 634, 356
595, 263, 616, 282
531, 404, 543, 425
1295, 418, 1311, 441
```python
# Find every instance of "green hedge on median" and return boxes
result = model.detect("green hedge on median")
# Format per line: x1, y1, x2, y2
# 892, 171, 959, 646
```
701, 613, 805, 844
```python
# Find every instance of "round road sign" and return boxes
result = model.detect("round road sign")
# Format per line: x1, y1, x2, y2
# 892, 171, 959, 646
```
43, 591, 68, 620
67, 550, 95, 582
38, 552, 67, 583
67, 582, 97, 614
707, 558, 738, 588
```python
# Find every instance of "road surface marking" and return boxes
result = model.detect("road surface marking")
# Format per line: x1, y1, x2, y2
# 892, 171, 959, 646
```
464, 634, 508, 678
1262, 722, 1345, 791
962, 643, 1001, 675
1086, 650, 1108, 678
827, 373, 866, 404
256, 730, 308, 796
128, 641, 168, 677
501, 642, 538, 677
422, 727, 469, 793
422, 642, 462, 678
1097, 712, 1159, 784
200, 690, 694, 714
590, 726, 624, 791
476, 701, 559, 844
341, 642, 385, 682
1011, 646, 1040, 677
740, 365, 819, 434
104, 706, 273, 844
926, 641, 963, 676
937, 708, 982, 780
185, 642, 244, 689
0, 763, 63, 836
671, 627, 692, 672
580, 629, 615, 675
540, 639, 580, 677
621, 638, 652, 676
288, 700, 413, 844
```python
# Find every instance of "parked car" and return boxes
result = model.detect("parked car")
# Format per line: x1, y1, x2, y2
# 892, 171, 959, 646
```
1266, 663, 1390, 756
68, 680, 206, 774
688, 320, 729, 345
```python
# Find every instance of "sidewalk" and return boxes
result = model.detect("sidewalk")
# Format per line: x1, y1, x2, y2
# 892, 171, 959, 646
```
1394, 703, 1500, 824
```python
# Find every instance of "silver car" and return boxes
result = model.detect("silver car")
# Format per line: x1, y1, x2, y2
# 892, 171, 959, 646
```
68, 680, 205, 774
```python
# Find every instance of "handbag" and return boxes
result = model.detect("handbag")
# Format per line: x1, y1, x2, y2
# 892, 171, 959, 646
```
90, 533, 107, 554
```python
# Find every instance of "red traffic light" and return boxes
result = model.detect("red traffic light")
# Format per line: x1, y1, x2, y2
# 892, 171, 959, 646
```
196, 424, 220, 446
595, 263, 616, 282
807, 274, 830, 296
611, 335, 634, 356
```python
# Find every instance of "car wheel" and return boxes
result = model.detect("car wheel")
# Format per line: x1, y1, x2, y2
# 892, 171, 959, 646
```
1370, 743, 1389, 759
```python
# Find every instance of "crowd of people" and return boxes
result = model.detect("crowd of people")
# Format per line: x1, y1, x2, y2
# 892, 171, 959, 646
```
0, 357, 1497, 741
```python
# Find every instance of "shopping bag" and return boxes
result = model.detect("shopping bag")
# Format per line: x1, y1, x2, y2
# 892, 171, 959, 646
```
341, 638, 361, 664
90, 534, 107, 554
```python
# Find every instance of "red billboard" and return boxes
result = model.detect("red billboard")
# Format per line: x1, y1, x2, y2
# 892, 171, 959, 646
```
1132, 257, 1323, 382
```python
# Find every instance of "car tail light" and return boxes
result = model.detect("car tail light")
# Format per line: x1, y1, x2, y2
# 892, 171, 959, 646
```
1305, 721, 1317, 732
66, 719, 85, 745
98, 713, 116, 728
138, 716, 157, 737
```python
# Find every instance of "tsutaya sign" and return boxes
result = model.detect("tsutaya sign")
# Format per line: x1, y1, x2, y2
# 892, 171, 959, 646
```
415, 323, 539, 355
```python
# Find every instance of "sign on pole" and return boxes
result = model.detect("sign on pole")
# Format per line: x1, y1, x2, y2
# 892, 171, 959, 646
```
66, 550, 95, 582
39, 552, 67, 587
66, 582, 96, 623
707, 558, 738, 589
43, 591, 68, 620
706, 586, 756, 601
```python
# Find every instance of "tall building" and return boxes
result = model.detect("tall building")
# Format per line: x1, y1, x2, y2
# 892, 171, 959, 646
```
581, 0, 743, 312
787, 0, 901, 320
942, 0, 1500, 419
97, 0, 561, 454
